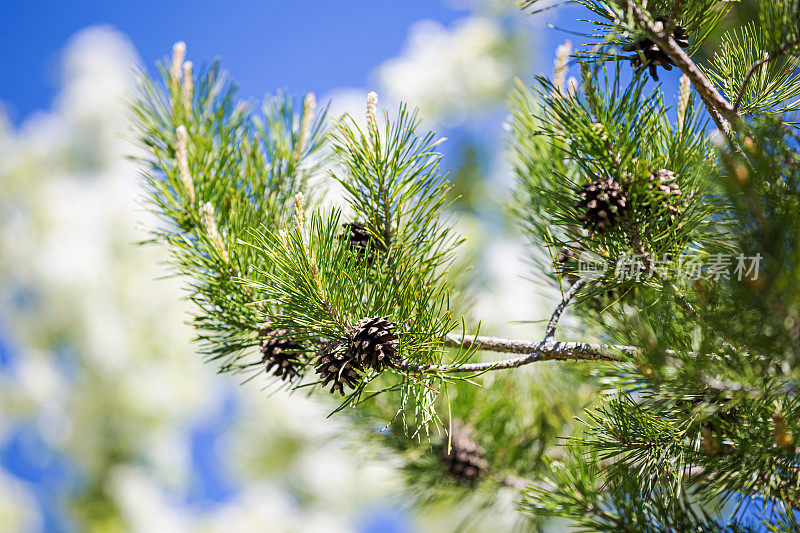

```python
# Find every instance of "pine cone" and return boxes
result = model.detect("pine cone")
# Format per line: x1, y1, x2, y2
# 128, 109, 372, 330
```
575, 177, 628, 232
623, 17, 689, 81
556, 244, 579, 266
556, 245, 581, 284
261, 330, 304, 381
441, 422, 489, 487
341, 222, 385, 264
315, 345, 363, 396
647, 168, 683, 224
350, 316, 399, 371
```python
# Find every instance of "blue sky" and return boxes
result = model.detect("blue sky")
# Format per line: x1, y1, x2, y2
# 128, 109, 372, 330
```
0, 0, 477, 125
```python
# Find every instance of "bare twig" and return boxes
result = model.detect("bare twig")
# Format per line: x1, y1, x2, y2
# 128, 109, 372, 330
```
545, 279, 586, 341
397, 340, 629, 373
494, 473, 532, 490
733, 36, 800, 113
697, 92, 732, 136
395, 280, 635, 374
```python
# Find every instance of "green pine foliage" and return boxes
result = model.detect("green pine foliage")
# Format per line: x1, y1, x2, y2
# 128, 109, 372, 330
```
708, 24, 800, 117
131, 58, 328, 375
130, 0, 800, 528
522, 0, 730, 53
509, 62, 722, 308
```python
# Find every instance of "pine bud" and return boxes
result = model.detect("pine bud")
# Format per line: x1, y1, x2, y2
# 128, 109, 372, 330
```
566, 76, 579, 98
552, 40, 572, 96
677, 75, 690, 130
773, 411, 794, 449
171, 41, 187, 84
291, 193, 322, 298
175, 125, 195, 206
759, 52, 769, 87
182, 61, 193, 110
366, 91, 379, 140
292, 192, 306, 234
201, 202, 229, 263
298, 92, 316, 155
580, 63, 601, 116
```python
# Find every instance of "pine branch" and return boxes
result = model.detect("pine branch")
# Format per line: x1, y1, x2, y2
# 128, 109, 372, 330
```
625, 0, 735, 132
733, 36, 800, 113
133, 27, 800, 530
396, 281, 637, 373
545, 278, 585, 340
401, 339, 629, 373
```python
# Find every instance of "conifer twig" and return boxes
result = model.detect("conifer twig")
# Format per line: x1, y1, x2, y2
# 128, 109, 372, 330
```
544, 279, 585, 341
732, 36, 800, 114
625, 0, 735, 133
397, 340, 628, 373
397, 280, 633, 374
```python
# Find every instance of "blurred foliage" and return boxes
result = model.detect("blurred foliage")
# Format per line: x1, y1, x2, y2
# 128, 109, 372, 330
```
0, 27, 402, 533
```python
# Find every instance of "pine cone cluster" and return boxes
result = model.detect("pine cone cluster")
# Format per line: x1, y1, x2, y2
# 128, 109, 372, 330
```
315, 345, 363, 396
623, 17, 689, 81
575, 177, 629, 232
646, 168, 684, 223
351, 316, 399, 371
315, 316, 401, 395
341, 222, 385, 264
441, 422, 489, 487
261, 329, 304, 381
